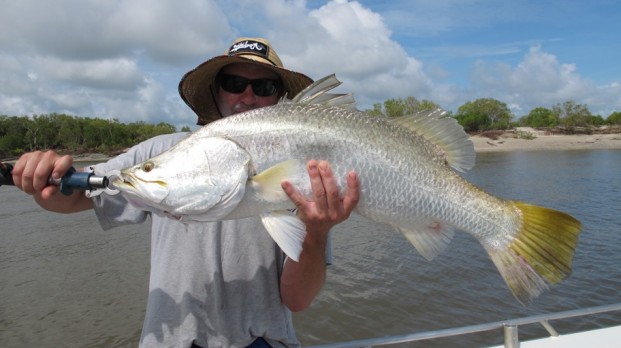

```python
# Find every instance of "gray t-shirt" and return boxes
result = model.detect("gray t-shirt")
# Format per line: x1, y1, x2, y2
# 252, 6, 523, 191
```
91, 133, 302, 348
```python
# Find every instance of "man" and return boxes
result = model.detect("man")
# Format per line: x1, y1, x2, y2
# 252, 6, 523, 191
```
12, 37, 360, 347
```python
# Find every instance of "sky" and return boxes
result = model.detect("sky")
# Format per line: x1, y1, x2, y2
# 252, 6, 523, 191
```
1, 0, 619, 130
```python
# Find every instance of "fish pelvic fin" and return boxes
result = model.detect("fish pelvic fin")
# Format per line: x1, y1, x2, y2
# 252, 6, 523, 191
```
290, 74, 356, 110
390, 109, 475, 172
487, 202, 582, 304
261, 211, 306, 262
398, 220, 456, 261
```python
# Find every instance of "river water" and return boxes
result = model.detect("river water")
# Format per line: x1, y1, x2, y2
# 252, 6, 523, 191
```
1, 150, 620, 347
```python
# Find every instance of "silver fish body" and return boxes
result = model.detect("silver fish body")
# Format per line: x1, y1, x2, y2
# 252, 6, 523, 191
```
113, 75, 581, 304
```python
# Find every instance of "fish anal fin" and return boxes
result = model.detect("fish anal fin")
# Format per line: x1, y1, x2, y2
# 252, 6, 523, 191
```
486, 201, 582, 304
398, 219, 455, 261
261, 211, 306, 262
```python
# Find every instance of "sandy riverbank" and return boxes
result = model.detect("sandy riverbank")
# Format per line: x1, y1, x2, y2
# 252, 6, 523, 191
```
470, 128, 621, 153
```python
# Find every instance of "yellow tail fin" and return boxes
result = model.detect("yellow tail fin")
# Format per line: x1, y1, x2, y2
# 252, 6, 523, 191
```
487, 202, 582, 304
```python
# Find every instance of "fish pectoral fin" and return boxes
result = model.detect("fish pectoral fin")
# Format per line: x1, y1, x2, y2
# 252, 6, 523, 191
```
260, 211, 306, 262
251, 160, 304, 201
397, 220, 456, 261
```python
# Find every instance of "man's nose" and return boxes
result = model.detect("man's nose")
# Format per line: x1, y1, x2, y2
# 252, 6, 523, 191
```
238, 84, 257, 104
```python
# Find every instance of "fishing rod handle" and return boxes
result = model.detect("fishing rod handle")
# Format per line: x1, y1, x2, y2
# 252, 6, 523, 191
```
0, 162, 14, 187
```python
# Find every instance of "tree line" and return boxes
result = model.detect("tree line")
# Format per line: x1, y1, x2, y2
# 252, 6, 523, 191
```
0, 113, 188, 159
2, 98, 620, 159
366, 97, 621, 133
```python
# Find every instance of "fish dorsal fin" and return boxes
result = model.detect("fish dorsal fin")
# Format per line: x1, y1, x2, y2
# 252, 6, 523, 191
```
289, 74, 356, 110
397, 219, 456, 261
391, 109, 475, 172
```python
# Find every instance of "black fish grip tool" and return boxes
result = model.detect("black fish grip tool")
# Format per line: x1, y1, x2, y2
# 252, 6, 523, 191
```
0, 162, 112, 195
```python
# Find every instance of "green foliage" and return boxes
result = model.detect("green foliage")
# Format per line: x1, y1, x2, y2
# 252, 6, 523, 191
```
366, 96, 614, 133
520, 101, 611, 130
552, 100, 593, 128
3, 100, 615, 159
454, 98, 513, 132
0, 114, 177, 159
587, 115, 606, 126
607, 111, 621, 125
364, 97, 441, 117
520, 107, 558, 127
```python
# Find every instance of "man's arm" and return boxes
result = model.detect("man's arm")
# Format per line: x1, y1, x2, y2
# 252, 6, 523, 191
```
11, 150, 94, 213
279, 160, 359, 312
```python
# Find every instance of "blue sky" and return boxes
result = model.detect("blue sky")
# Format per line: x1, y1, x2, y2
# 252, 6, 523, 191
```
1, 0, 619, 130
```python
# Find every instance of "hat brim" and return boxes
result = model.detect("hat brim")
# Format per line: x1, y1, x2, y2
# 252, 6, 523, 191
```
179, 55, 313, 125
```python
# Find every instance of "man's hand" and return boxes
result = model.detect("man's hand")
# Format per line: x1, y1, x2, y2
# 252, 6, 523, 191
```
281, 159, 359, 235
279, 159, 360, 312
12, 151, 72, 198
12, 150, 93, 213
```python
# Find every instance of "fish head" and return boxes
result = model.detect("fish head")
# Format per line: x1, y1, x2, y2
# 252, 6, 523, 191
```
112, 136, 252, 220
113, 160, 170, 204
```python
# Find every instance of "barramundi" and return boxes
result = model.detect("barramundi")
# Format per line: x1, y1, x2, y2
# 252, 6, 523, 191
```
112, 75, 581, 304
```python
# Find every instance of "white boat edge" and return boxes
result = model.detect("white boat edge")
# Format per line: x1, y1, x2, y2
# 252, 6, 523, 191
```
488, 325, 621, 348
308, 303, 621, 348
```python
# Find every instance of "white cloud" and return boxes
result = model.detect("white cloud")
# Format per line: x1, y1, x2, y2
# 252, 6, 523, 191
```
103, 0, 232, 64
305, 0, 402, 76
0, 0, 231, 64
0, 0, 618, 129
0, 0, 228, 128
287, 0, 434, 108
470, 46, 617, 116
38, 57, 145, 90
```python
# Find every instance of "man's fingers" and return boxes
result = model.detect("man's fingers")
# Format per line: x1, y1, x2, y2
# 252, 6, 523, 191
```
282, 159, 360, 228
281, 181, 305, 209
307, 160, 328, 212
14, 153, 40, 193
52, 155, 73, 180
13, 151, 72, 195
317, 161, 342, 214
342, 171, 360, 214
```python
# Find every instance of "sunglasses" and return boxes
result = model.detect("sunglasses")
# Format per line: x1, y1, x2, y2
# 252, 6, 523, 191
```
218, 74, 281, 97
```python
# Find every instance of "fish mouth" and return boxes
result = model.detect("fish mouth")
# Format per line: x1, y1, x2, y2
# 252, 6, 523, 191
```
111, 174, 137, 191
111, 174, 169, 201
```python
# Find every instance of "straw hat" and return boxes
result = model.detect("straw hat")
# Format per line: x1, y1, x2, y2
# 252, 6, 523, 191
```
179, 37, 314, 125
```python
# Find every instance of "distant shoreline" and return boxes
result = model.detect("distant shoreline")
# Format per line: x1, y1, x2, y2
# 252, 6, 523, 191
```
470, 128, 621, 153
13, 130, 621, 164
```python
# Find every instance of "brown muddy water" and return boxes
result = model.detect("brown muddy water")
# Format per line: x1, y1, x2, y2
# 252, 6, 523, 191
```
1, 150, 621, 347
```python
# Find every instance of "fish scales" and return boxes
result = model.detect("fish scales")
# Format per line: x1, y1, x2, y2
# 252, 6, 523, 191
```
205, 102, 512, 244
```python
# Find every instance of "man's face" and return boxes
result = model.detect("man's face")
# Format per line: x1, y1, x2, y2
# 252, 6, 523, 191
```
215, 63, 281, 117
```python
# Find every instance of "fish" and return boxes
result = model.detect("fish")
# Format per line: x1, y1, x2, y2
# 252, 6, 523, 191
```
112, 74, 581, 304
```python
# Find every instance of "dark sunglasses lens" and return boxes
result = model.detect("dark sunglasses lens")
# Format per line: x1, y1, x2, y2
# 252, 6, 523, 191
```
220, 75, 280, 96
220, 75, 248, 94
251, 80, 279, 97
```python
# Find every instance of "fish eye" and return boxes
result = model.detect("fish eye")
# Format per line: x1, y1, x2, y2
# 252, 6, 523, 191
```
142, 162, 155, 172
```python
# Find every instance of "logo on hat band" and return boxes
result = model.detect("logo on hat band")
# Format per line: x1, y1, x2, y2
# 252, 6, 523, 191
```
228, 40, 270, 59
